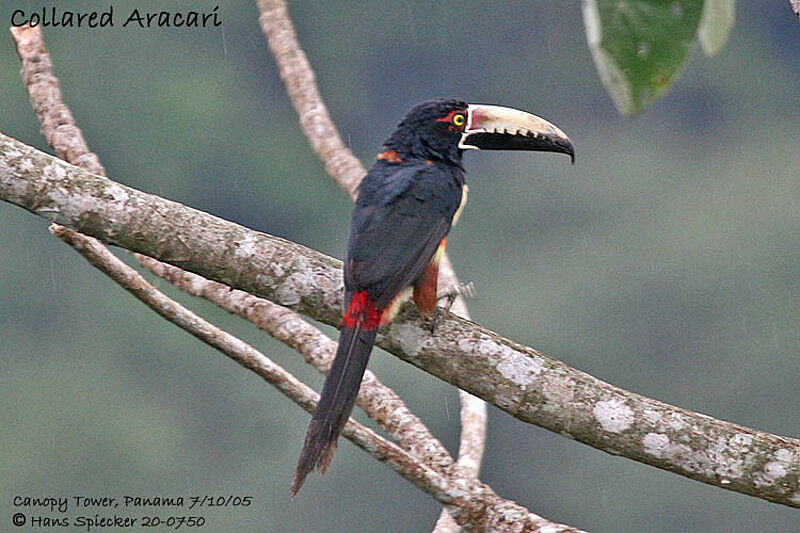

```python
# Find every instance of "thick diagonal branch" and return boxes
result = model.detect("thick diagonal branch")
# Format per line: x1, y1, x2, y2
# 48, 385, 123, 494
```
2, 133, 799, 508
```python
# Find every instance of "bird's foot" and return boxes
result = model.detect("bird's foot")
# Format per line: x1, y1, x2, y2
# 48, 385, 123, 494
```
427, 282, 475, 333
436, 281, 475, 305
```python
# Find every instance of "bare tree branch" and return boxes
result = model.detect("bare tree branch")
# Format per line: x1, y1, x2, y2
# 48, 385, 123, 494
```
11, 26, 105, 175
434, 256, 488, 533
256, 3, 487, 529
53, 225, 580, 533
9, 25, 119, 298
256, 0, 364, 199
3, 134, 800, 509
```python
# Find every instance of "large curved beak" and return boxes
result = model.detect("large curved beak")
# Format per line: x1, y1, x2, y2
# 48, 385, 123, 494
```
459, 104, 574, 163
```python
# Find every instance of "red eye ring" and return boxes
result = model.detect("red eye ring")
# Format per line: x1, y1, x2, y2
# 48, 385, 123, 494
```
435, 109, 468, 129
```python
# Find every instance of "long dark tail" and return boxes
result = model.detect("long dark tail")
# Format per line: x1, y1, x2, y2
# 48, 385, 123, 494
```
291, 295, 378, 496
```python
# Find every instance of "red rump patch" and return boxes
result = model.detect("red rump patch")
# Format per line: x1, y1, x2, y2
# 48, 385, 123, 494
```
342, 290, 381, 330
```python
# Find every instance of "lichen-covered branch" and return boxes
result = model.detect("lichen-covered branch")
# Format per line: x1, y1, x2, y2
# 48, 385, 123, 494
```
439, 255, 489, 471
9, 25, 120, 301
2, 132, 800, 508
52, 225, 582, 533
1, 130, 347, 321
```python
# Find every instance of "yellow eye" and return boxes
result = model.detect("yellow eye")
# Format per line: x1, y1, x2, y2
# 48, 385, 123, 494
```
453, 114, 466, 126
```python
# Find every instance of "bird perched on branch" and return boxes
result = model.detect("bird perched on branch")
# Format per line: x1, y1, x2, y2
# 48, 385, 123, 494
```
292, 99, 573, 495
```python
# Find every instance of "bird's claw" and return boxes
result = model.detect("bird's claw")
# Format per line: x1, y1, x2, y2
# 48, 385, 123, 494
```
436, 281, 475, 303
428, 282, 475, 334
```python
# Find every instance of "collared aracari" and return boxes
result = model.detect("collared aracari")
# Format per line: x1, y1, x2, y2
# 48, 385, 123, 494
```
292, 99, 573, 495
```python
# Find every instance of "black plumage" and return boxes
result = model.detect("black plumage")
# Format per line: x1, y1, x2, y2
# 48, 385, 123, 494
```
292, 98, 573, 496
347, 162, 463, 308
293, 100, 468, 495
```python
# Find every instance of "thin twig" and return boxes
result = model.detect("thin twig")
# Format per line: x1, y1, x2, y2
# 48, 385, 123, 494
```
434, 256, 488, 532
3, 136, 799, 510
256, 0, 364, 199
256, 3, 487, 529
11, 26, 106, 176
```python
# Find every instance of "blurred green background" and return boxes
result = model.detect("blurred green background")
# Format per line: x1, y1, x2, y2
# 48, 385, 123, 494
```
2, 1, 800, 532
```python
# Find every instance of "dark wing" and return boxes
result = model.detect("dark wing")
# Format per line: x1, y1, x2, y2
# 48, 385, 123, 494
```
345, 163, 462, 309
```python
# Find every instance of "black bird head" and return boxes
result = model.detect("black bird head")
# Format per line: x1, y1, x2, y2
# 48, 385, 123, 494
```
384, 98, 574, 166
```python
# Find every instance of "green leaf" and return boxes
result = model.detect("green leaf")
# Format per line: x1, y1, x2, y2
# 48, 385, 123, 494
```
698, 0, 735, 56
582, 0, 704, 115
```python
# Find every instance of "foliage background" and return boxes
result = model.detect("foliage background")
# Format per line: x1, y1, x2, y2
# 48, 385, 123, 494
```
1, 1, 799, 531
